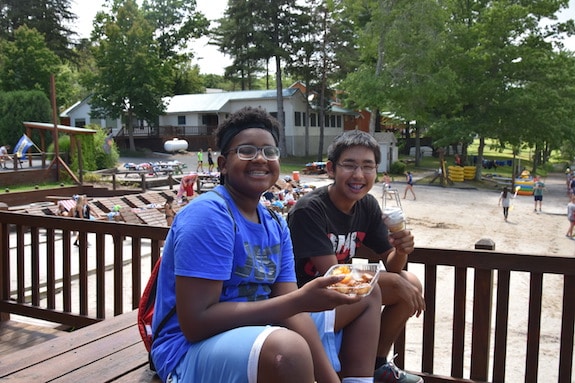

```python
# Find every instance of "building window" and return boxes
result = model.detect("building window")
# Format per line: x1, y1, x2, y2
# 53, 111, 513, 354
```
336, 115, 342, 128
310, 113, 317, 127
294, 112, 302, 126
75, 119, 86, 128
201, 115, 210, 125
177, 115, 186, 125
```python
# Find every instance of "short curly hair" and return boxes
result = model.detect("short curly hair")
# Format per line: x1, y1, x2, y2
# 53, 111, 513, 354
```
215, 107, 281, 155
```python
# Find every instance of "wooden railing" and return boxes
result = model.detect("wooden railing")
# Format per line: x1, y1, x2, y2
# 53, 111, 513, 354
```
0, 210, 573, 383
0, 210, 167, 328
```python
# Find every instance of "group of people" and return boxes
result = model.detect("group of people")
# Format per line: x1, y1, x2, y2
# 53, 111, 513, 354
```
497, 176, 546, 222
260, 184, 297, 213
151, 107, 425, 383
196, 148, 215, 173
381, 171, 416, 201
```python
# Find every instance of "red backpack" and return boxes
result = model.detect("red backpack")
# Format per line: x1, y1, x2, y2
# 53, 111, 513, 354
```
137, 257, 176, 353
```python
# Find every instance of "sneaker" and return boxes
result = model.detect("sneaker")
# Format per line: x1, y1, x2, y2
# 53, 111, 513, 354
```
374, 355, 423, 383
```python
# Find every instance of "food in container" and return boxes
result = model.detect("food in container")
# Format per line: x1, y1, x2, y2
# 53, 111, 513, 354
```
325, 263, 381, 296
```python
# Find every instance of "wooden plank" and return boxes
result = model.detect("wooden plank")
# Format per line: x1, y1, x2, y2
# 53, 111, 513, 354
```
0, 320, 64, 355
113, 364, 162, 383
1, 311, 137, 377
3, 325, 140, 381
50, 341, 148, 382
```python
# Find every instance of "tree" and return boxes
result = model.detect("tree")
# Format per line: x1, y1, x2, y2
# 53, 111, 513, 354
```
0, 26, 71, 106
342, 0, 575, 177
215, 0, 307, 157
0, 0, 78, 62
212, 0, 269, 90
0, 90, 52, 147
141, 0, 209, 95
173, 62, 205, 95
142, 0, 209, 61
436, 0, 575, 179
88, 0, 172, 152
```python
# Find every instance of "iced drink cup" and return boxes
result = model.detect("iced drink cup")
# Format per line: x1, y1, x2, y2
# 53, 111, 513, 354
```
383, 207, 405, 233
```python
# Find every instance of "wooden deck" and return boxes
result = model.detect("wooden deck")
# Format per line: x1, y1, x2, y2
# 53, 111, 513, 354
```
0, 208, 573, 382
0, 310, 161, 382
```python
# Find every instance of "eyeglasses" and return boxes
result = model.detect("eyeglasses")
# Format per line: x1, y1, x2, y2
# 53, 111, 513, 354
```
337, 162, 377, 174
227, 145, 280, 161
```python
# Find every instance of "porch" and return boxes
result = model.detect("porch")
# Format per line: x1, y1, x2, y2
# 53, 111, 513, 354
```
0, 210, 573, 382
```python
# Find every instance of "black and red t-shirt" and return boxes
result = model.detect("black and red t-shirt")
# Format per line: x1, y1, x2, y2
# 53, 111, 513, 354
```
287, 185, 391, 286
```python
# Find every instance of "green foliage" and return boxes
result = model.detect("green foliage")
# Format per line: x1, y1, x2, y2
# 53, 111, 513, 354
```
390, 161, 406, 175
89, 0, 173, 152
173, 63, 205, 95
0, 0, 77, 62
47, 125, 118, 172
0, 26, 69, 105
0, 90, 52, 147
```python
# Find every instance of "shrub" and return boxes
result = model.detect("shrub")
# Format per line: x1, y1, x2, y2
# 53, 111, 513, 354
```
390, 161, 406, 175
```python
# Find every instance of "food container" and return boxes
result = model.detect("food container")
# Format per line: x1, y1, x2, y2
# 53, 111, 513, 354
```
325, 263, 382, 297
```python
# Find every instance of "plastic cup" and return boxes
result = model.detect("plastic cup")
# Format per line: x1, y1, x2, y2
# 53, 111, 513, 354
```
383, 207, 406, 233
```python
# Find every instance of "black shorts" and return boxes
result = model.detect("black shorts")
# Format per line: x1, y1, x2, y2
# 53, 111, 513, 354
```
534, 195, 543, 201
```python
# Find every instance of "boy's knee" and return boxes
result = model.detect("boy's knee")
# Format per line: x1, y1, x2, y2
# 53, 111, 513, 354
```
260, 329, 313, 375
403, 270, 423, 293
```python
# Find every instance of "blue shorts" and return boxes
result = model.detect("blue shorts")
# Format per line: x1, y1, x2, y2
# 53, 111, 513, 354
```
309, 309, 343, 372
168, 311, 342, 382
168, 326, 280, 383
534, 195, 542, 201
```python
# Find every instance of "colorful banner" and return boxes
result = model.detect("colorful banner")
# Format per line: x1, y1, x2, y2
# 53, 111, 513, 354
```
13, 134, 34, 159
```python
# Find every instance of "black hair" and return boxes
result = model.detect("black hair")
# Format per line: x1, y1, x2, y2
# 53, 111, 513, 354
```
502, 186, 508, 198
215, 107, 281, 155
327, 130, 381, 165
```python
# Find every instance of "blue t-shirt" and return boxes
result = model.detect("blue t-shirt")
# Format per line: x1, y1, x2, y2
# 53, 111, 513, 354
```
151, 186, 295, 381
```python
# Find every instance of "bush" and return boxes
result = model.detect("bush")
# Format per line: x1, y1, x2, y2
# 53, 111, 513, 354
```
390, 161, 406, 175
47, 125, 118, 172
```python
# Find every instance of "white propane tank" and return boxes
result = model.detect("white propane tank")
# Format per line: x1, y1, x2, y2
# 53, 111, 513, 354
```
164, 138, 188, 153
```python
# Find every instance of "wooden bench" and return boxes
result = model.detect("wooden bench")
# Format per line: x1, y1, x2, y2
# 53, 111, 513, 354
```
1, 310, 160, 382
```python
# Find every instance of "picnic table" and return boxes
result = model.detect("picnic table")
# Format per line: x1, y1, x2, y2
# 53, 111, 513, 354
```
302, 161, 326, 175
122, 161, 184, 177
196, 172, 220, 193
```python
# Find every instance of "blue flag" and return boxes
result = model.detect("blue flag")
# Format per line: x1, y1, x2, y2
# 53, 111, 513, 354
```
13, 134, 34, 159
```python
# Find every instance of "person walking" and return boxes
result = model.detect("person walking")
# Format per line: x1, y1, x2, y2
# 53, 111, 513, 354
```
207, 147, 215, 172
196, 148, 204, 172
566, 194, 575, 238
533, 176, 545, 212
403, 171, 416, 200
498, 186, 513, 222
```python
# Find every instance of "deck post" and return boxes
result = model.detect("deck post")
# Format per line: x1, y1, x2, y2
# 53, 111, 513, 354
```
0, 202, 9, 322
470, 240, 495, 381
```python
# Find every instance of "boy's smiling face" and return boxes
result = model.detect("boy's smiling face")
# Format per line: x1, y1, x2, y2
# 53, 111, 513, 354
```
327, 145, 377, 210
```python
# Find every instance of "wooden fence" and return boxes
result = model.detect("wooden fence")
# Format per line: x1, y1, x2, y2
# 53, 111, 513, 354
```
0, 210, 573, 382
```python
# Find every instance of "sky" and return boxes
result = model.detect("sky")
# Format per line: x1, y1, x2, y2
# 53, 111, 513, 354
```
70, 0, 231, 74
70, 0, 575, 76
